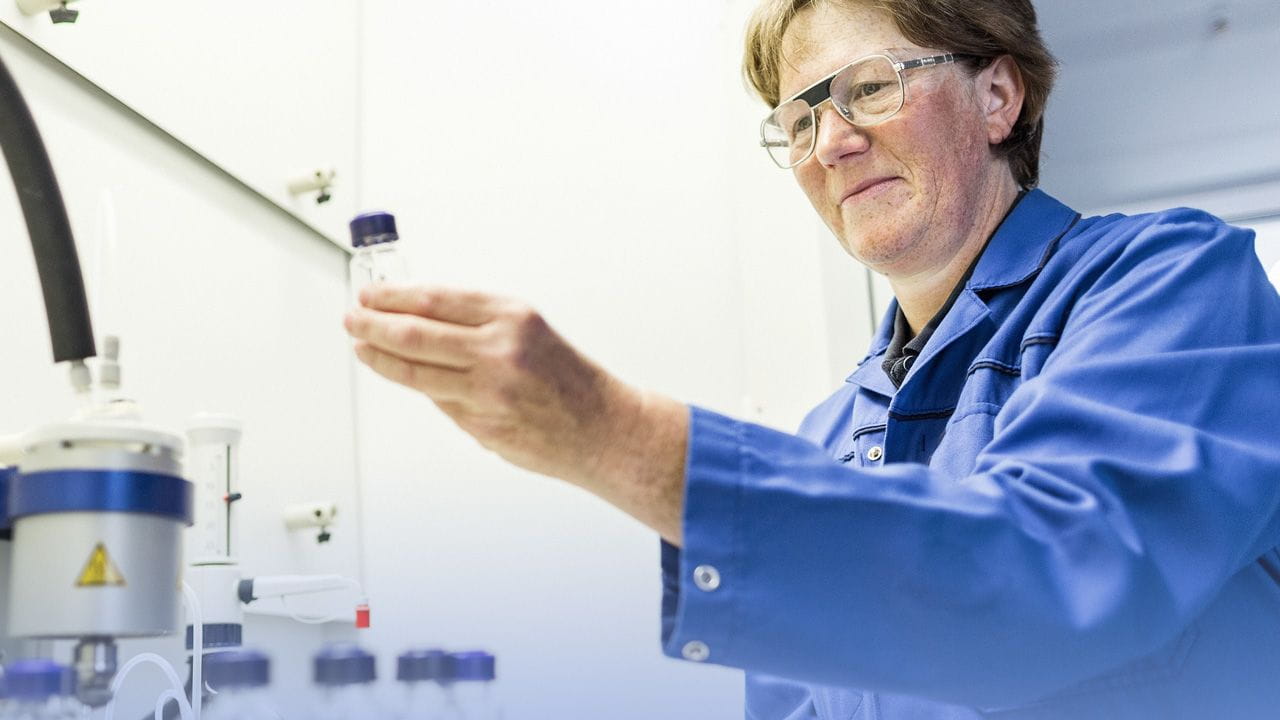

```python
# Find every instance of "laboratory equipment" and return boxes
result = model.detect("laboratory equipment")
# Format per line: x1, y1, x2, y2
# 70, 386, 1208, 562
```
0, 659, 83, 719
173, 415, 366, 718
394, 649, 450, 720
201, 650, 280, 720
443, 652, 499, 720
4, 417, 193, 712
186, 414, 243, 563
0, 38, 373, 716
310, 645, 381, 720
348, 211, 407, 294
7, 422, 190, 638
0, 37, 199, 710
7, 418, 192, 708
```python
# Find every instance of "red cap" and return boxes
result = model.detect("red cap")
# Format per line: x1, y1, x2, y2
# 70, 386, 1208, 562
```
355, 603, 371, 629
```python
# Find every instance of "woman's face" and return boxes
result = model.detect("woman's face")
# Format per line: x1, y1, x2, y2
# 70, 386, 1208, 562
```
779, 2, 1003, 279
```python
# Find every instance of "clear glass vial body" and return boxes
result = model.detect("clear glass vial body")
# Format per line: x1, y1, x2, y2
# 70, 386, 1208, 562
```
443, 680, 500, 720
0, 697, 86, 720
311, 682, 383, 720
202, 686, 282, 720
350, 242, 408, 294
394, 680, 448, 719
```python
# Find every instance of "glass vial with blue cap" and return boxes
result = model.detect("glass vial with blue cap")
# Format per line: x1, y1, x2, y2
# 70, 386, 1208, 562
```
309, 644, 381, 720
201, 649, 280, 720
441, 651, 499, 720
349, 211, 408, 298
0, 659, 82, 720
394, 649, 451, 720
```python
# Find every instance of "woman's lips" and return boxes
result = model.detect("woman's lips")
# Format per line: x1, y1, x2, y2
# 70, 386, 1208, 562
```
840, 177, 899, 205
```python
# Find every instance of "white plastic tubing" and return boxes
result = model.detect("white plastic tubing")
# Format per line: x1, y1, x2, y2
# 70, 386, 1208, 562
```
103, 582, 204, 720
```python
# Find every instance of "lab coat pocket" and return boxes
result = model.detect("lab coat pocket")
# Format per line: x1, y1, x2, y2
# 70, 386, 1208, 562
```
931, 408, 998, 481
931, 361, 1024, 480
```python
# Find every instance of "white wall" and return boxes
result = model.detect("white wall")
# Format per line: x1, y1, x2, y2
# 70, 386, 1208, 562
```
0, 23, 363, 716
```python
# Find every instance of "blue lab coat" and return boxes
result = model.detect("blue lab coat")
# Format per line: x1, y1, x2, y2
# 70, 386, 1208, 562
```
661, 190, 1280, 719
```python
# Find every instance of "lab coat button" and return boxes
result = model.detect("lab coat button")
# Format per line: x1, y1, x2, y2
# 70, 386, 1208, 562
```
682, 641, 711, 662
693, 565, 721, 592
867, 446, 884, 462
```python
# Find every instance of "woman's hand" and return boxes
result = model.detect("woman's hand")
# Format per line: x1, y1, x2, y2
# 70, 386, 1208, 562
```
343, 285, 687, 542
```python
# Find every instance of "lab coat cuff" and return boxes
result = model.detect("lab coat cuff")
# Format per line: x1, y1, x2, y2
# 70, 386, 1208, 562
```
661, 405, 742, 666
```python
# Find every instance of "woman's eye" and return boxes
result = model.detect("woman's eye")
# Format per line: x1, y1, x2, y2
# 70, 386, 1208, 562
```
853, 82, 888, 99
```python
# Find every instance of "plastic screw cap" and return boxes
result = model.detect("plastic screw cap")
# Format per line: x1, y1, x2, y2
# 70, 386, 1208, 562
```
4, 659, 74, 700
204, 649, 271, 690
449, 651, 496, 682
186, 623, 243, 651
349, 211, 399, 248
397, 649, 451, 683
313, 644, 377, 686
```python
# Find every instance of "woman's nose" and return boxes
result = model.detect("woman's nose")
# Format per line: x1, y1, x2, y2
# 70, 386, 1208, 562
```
812, 105, 870, 166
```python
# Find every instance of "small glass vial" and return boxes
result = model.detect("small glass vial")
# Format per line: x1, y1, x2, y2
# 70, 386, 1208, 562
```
310, 644, 382, 720
0, 659, 82, 719
443, 652, 499, 720
394, 649, 451, 719
349, 211, 408, 298
202, 649, 281, 720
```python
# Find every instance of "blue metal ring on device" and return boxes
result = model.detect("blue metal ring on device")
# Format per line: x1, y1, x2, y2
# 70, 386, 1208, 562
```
8, 469, 194, 525
0, 465, 14, 534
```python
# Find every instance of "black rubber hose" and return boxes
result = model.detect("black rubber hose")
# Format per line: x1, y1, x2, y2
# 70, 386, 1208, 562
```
0, 49, 95, 363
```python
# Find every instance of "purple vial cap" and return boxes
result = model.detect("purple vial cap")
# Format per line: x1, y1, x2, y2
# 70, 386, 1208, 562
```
449, 651, 496, 682
4, 659, 74, 700
349, 211, 399, 248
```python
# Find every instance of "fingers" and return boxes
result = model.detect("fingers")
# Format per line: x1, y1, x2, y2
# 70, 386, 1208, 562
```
359, 284, 505, 326
344, 308, 480, 369
353, 341, 472, 401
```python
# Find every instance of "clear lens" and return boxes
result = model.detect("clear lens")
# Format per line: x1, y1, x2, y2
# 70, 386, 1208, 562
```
759, 54, 909, 168
762, 100, 816, 168
830, 55, 904, 125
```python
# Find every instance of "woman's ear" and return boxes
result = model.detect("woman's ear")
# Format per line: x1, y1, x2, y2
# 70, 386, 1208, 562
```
980, 55, 1026, 146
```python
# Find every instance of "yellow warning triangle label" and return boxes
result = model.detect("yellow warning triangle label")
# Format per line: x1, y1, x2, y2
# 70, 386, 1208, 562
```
76, 543, 126, 587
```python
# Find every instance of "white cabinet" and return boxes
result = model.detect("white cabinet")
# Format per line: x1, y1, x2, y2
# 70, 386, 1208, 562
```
0, 0, 360, 246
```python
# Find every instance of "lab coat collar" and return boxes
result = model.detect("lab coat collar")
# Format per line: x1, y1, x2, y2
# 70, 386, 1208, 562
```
845, 301, 900, 397
967, 189, 1079, 294
843, 189, 1079, 395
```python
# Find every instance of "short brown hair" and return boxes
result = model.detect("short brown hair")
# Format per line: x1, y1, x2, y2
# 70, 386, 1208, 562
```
744, 0, 1057, 188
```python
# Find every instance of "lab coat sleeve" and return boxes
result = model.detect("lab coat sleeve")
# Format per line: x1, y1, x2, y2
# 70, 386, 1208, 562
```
660, 211, 1280, 707
664, 542, 819, 718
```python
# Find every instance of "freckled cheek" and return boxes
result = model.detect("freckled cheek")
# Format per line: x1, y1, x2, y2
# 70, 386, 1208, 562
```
794, 166, 842, 228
